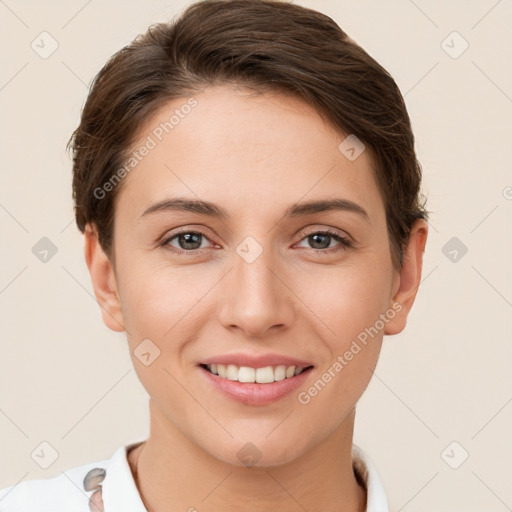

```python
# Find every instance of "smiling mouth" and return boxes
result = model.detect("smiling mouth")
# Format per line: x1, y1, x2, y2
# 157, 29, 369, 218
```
200, 363, 314, 384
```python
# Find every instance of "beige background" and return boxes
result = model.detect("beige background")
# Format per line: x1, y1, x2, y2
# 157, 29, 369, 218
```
1, 0, 511, 510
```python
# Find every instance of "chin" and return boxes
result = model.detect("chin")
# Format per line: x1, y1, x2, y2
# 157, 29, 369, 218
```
206, 434, 309, 469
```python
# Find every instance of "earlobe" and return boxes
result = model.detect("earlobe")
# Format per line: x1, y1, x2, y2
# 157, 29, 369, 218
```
84, 224, 126, 333
384, 219, 428, 336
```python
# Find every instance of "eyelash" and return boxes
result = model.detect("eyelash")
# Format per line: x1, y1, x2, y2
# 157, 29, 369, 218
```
160, 228, 352, 255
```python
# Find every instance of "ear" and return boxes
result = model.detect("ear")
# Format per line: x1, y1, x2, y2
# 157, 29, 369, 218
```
84, 223, 125, 332
384, 219, 428, 335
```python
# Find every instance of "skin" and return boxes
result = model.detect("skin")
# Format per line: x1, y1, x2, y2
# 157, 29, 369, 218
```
84, 84, 428, 512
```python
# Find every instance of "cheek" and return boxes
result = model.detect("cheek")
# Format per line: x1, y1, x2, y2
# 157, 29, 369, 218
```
291, 256, 392, 407
117, 256, 198, 336
116, 263, 202, 404
298, 259, 393, 348
292, 265, 391, 422
116, 260, 217, 391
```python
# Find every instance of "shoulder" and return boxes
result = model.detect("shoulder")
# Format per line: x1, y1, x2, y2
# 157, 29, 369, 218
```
0, 453, 111, 512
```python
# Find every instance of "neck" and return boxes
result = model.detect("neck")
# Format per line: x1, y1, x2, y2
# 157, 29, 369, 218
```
128, 400, 366, 512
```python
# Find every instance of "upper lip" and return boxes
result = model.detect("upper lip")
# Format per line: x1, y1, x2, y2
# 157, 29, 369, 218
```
200, 352, 313, 369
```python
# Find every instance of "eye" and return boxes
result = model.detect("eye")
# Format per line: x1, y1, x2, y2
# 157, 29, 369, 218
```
296, 229, 352, 253
161, 230, 213, 253
160, 228, 352, 255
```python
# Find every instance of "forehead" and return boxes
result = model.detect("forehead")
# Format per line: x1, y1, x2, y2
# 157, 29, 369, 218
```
115, 84, 384, 223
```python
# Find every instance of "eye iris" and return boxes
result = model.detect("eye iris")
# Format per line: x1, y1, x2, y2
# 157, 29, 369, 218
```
179, 232, 202, 250
309, 233, 331, 249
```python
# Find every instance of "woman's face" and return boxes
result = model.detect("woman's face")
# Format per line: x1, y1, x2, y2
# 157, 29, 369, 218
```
90, 84, 415, 467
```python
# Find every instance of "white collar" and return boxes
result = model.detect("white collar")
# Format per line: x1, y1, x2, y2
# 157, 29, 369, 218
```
0, 441, 387, 511
352, 444, 389, 512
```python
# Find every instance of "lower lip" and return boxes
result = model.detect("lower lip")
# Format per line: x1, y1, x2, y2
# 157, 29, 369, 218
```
199, 365, 314, 406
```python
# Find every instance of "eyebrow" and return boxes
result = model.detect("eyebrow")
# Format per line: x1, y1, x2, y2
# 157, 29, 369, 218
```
140, 197, 369, 221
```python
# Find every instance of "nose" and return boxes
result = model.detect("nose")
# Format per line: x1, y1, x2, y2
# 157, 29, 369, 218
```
218, 242, 295, 339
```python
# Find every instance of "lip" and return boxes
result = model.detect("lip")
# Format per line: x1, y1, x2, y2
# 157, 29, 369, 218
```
199, 364, 314, 406
200, 352, 313, 368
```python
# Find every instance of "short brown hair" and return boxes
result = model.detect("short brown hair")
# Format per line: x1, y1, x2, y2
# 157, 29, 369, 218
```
68, 0, 427, 268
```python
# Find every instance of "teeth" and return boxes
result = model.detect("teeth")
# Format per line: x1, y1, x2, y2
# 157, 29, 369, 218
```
256, 366, 274, 383
238, 366, 255, 382
217, 364, 227, 378
204, 363, 308, 383
274, 365, 286, 381
226, 364, 239, 381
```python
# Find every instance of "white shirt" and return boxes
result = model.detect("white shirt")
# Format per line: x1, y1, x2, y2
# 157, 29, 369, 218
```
0, 441, 388, 511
